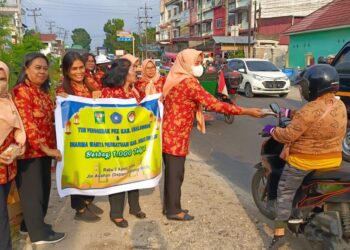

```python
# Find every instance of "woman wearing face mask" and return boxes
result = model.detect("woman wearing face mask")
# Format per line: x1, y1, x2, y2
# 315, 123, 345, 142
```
135, 59, 166, 97
0, 61, 26, 250
82, 53, 102, 90
101, 59, 146, 228
56, 52, 103, 222
162, 49, 265, 221
13, 53, 65, 245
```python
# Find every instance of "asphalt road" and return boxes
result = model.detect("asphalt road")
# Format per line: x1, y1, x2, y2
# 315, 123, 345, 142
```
190, 87, 313, 249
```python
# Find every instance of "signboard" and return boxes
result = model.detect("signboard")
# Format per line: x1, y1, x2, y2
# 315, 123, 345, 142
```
55, 95, 163, 197
117, 37, 133, 42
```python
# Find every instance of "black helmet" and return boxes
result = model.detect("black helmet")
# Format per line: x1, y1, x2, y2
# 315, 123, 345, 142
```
296, 64, 339, 101
317, 56, 327, 64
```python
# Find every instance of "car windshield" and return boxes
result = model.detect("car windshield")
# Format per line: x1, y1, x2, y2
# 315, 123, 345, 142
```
246, 61, 279, 72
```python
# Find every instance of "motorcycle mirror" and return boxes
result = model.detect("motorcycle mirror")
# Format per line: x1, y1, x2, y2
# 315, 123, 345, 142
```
270, 103, 280, 114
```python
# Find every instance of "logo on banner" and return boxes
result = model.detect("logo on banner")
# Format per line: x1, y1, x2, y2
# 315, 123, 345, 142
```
110, 112, 122, 124
94, 111, 105, 124
127, 111, 136, 123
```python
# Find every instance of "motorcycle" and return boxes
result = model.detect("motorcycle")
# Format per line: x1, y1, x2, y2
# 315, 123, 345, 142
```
252, 102, 350, 250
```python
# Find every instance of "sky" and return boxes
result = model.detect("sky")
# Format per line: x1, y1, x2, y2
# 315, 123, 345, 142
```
21, 0, 160, 52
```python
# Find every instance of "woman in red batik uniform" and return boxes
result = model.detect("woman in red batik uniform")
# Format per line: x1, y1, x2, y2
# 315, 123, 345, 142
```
135, 59, 166, 97
82, 53, 102, 90
56, 52, 103, 223
162, 49, 264, 221
101, 58, 146, 228
13, 53, 65, 245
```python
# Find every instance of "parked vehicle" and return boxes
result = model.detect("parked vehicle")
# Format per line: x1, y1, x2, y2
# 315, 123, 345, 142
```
159, 52, 177, 76
199, 66, 241, 124
226, 58, 290, 98
252, 102, 350, 250
332, 41, 350, 162
154, 59, 161, 73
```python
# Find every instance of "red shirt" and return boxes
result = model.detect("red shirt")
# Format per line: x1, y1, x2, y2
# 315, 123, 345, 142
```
135, 75, 166, 97
85, 71, 102, 90
0, 131, 16, 184
162, 78, 242, 156
13, 82, 56, 159
101, 86, 139, 100
95, 70, 105, 87
56, 82, 92, 98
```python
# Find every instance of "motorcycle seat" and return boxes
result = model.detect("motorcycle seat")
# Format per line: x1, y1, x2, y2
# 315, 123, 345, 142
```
306, 165, 350, 182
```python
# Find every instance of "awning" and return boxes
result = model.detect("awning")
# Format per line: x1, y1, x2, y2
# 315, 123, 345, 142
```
212, 36, 255, 45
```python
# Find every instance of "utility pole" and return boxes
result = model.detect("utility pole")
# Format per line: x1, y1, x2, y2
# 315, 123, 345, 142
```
57, 27, 64, 39
140, 2, 152, 58
224, 0, 229, 36
46, 21, 55, 34
136, 9, 144, 60
63, 29, 69, 43
26, 8, 41, 32
247, 1, 252, 58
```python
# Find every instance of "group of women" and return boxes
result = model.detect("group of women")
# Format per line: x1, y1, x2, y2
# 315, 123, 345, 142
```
0, 48, 264, 249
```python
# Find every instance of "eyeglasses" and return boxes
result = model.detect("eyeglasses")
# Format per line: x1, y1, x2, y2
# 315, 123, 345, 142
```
146, 66, 156, 70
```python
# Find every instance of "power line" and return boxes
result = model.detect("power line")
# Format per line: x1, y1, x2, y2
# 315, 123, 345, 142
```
46, 21, 55, 34
26, 8, 42, 32
140, 2, 152, 58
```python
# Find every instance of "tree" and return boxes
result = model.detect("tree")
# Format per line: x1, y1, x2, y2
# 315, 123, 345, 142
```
103, 18, 127, 53
1, 33, 45, 88
71, 28, 92, 52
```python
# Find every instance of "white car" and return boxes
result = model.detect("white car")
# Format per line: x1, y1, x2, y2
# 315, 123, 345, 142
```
226, 58, 290, 97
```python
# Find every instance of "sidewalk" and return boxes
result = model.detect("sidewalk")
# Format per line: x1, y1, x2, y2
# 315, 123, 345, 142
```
17, 153, 265, 250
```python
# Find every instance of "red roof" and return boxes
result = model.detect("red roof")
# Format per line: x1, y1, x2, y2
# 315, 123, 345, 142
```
40, 34, 57, 42
285, 0, 350, 34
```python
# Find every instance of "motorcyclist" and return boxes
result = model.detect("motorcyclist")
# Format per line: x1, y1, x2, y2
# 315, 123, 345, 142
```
262, 64, 347, 249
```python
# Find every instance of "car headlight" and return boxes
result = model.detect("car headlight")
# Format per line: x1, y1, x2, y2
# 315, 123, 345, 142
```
253, 74, 264, 81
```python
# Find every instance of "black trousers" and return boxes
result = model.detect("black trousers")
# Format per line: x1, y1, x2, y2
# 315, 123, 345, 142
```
16, 157, 52, 242
109, 190, 140, 219
163, 153, 186, 215
71, 195, 94, 211
0, 182, 12, 250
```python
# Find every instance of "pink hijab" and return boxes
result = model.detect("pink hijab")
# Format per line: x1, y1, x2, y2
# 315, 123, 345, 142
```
0, 61, 26, 146
141, 59, 161, 95
162, 49, 206, 133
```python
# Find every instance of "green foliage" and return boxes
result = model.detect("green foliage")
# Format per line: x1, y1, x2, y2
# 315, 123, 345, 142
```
0, 14, 12, 49
227, 50, 245, 58
71, 28, 92, 52
102, 18, 157, 58
0, 33, 46, 88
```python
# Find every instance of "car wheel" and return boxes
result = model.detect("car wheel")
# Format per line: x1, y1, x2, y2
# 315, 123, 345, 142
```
244, 83, 254, 98
279, 93, 288, 98
342, 128, 350, 162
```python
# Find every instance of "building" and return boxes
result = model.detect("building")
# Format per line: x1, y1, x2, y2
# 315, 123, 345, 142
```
157, 0, 335, 66
0, 0, 24, 44
40, 34, 65, 57
285, 0, 350, 68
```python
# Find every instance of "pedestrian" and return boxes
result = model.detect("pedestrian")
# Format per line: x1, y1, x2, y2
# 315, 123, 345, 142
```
82, 53, 102, 90
101, 58, 146, 228
95, 54, 110, 84
56, 51, 103, 222
135, 59, 166, 97
327, 54, 335, 64
12, 53, 65, 245
263, 64, 346, 249
162, 49, 264, 221
0, 61, 26, 250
